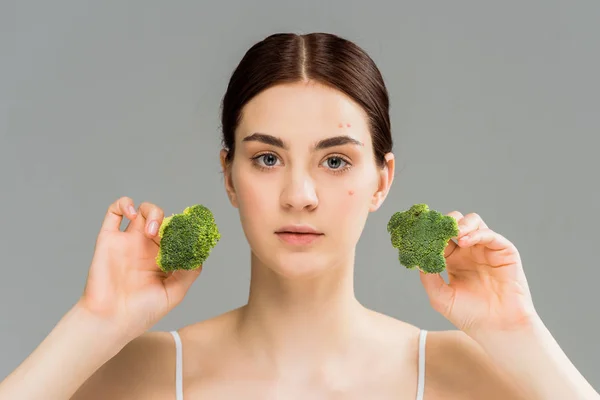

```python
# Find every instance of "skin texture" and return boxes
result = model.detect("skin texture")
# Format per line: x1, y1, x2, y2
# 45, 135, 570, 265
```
71, 81, 600, 399
184, 81, 597, 399
213, 81, 399, 382
2, 80, 598, 400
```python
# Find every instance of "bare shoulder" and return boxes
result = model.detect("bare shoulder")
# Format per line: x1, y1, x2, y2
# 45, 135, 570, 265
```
424, 330, 527, 400
71, 307, 242, 399
72, 330, 177, 400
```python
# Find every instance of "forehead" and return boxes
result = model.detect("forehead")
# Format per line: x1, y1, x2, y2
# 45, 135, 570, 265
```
237, 82, 371, 144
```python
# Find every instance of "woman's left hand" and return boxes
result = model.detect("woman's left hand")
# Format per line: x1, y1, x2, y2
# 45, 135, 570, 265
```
420, 211, 539, 337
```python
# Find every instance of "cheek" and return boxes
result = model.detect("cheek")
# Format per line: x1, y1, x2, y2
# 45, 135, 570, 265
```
325, 182, 370, 222
343, 188, 369, 214
329, 174, 377, 229
233, 171, 275, 228
344, 170, 376, 204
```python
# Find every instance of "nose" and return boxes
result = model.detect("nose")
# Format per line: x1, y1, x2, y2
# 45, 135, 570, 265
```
280, 169, 318, 211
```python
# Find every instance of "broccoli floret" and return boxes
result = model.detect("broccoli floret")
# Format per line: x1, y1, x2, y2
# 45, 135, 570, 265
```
155, 204, 221, 272
387, 203, 459, 274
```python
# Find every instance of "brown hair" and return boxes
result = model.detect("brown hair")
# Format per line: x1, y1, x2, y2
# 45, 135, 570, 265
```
220, 32, 392, 168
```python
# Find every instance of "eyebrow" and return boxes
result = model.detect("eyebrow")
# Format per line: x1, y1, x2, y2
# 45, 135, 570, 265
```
242, 132, 364, 150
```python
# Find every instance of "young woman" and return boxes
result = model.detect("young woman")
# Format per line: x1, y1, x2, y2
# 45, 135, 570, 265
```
1, 32, 598, 400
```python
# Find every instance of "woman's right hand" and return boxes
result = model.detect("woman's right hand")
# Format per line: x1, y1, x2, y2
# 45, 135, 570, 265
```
78, 196, 203, 340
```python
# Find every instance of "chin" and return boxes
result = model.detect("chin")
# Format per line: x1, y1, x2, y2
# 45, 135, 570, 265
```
261, 250, 335, 280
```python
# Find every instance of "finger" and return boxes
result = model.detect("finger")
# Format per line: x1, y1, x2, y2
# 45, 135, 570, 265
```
456, 212, 488, 239
163, 266, 203, 308
444, 237, 458, 259
459, 228, 514, 253
100, 196, 138, 233
125, 202, 165, 244
419, 271, 455, 316
445, 210, 465, 236
445, 210, 464, 222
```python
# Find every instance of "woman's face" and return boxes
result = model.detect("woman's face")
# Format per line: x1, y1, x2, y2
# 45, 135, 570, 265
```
220, 81, 394, 279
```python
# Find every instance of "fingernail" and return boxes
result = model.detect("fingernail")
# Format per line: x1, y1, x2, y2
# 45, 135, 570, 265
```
148, 221, 158, 235
129, 205, 137, 215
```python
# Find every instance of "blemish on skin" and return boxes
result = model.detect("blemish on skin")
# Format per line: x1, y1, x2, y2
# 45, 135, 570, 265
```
348, 190, 354, 196
346, 123, 351, 128
338, 123, 344, 128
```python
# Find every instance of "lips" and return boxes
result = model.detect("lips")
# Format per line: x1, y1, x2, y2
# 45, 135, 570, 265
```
276, 232, 323, 245
275, 225, 324, 245
275, 225, 322, 235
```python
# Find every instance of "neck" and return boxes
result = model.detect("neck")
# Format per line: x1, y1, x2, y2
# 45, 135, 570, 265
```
234, 250, 370, 378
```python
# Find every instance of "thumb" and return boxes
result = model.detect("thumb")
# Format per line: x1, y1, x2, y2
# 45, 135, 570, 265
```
164, 266, 203, 307
419, 270, 455, 317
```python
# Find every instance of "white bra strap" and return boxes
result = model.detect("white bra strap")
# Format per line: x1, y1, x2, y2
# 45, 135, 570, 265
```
170, 330, 183, 400
416, 329, 428, 400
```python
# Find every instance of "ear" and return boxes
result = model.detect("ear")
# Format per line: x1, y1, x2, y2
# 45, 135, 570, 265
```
220, 149, 239, 208
370, 152, 395, 212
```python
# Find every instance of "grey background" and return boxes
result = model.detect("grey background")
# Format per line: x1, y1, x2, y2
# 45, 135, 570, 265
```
2, 0, 599, 389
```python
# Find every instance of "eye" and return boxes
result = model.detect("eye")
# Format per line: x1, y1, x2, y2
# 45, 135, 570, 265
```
251, 152, 282, 170
258, 153, 279, 167
321, 156, 348, 170
251, 152, 352, 175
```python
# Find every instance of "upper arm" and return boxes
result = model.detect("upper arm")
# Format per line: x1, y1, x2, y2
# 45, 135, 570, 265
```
425, 330, 529, 400
70, 331, 175, 400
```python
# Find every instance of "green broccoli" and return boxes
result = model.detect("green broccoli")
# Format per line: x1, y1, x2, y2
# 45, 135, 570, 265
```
155, 204, 221, 272
387, 203, 459, 274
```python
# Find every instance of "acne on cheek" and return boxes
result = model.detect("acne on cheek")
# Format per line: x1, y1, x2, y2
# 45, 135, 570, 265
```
348, 189, 354, 196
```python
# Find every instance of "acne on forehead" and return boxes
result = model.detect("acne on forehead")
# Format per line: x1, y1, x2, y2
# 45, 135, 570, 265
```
338, 122, 352, 128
